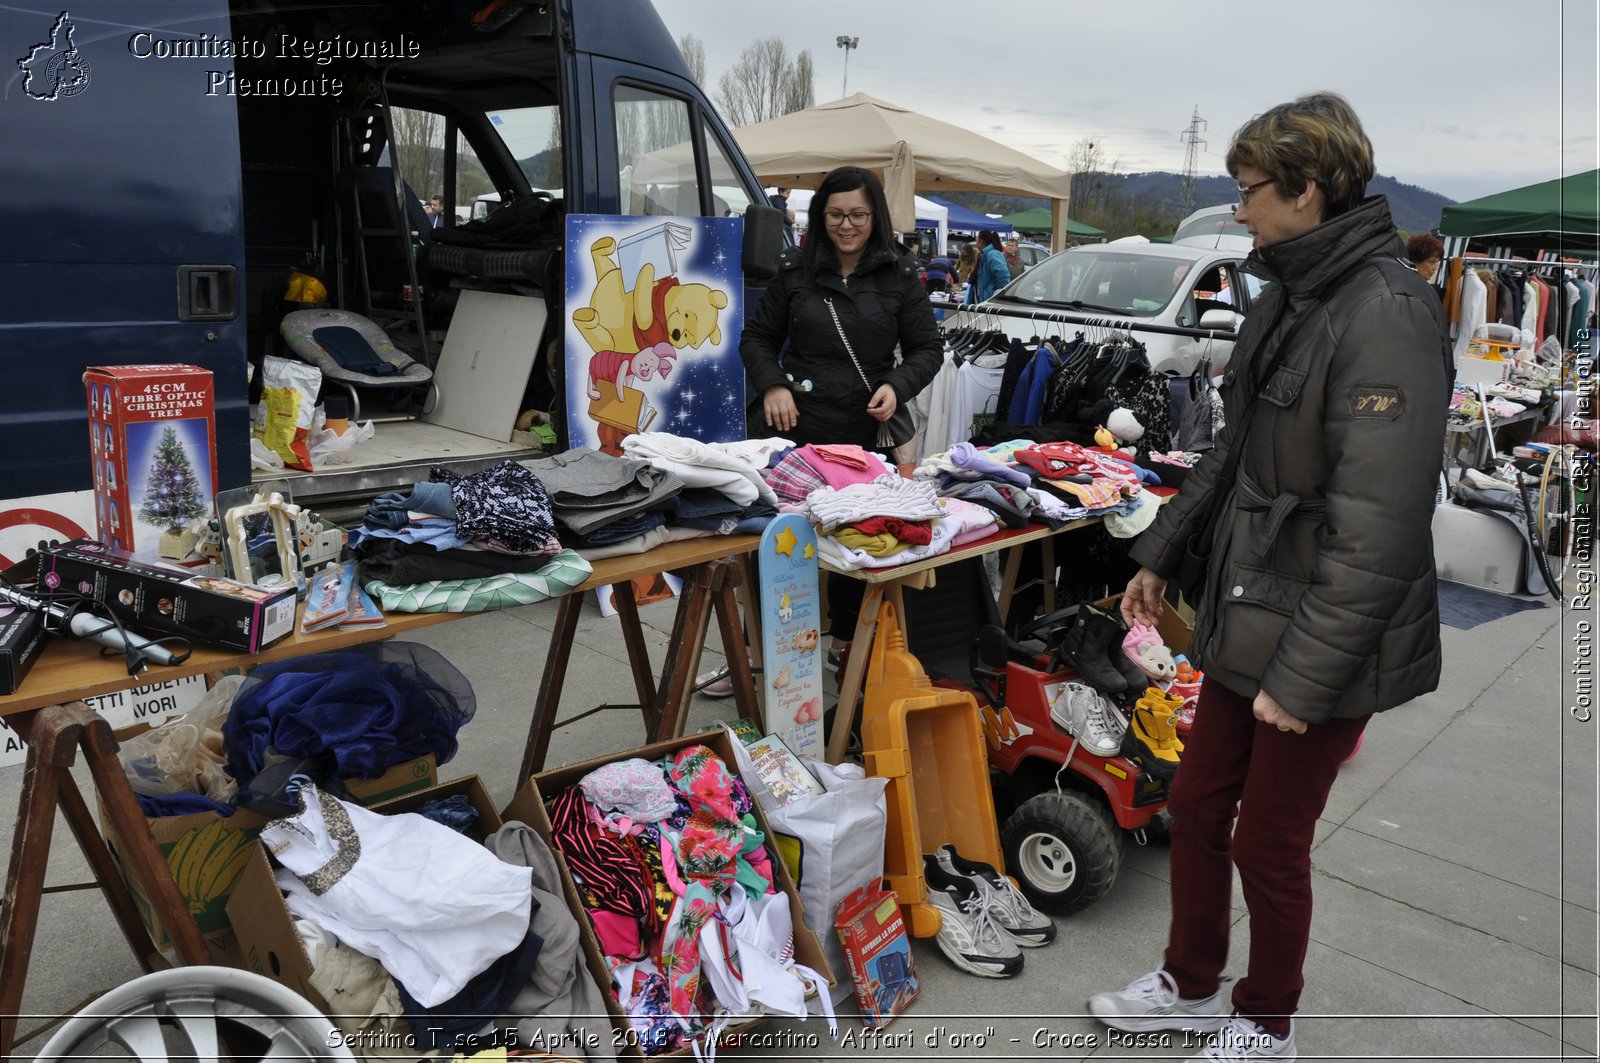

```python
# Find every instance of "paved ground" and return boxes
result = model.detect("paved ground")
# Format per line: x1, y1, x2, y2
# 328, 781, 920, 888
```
3, 584, 1596, 1060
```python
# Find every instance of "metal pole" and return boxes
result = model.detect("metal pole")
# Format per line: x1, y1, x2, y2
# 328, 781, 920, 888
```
836, 36, 858, 98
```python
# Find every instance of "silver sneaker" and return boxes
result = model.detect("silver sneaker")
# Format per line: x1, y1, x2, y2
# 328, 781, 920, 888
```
931, 845, 1056, 947
1088, 968, 1230, 1033
923, 863, 1024, 978
1051, 681, 1125, 756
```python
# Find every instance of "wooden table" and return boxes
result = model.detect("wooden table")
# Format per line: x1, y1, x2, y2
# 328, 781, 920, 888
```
822, 517, 1100, 763
517, 534, 763, 779
0, 533, 761, 1057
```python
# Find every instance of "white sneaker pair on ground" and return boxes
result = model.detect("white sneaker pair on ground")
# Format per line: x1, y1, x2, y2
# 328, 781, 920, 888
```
1050, 681, 1127, 756
1089, 969, 1297, 1060
920, 844, 1056, 978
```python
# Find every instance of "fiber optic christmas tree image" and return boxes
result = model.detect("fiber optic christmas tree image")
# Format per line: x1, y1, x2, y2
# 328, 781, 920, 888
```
138, 424, 208, 534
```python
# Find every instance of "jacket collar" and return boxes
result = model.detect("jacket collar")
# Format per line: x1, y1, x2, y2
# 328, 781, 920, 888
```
812, 241, 899, 293
1245, 196, 1406, 299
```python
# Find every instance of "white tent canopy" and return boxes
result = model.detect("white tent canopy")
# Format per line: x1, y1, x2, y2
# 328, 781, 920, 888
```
783, 188, 949, 254
734, 93, 1072, 250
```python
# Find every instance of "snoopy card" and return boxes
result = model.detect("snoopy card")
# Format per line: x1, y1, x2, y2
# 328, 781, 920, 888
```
564, 215, 745, 455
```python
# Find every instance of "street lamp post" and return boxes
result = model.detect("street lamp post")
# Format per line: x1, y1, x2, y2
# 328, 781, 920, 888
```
836, 35, 858, 98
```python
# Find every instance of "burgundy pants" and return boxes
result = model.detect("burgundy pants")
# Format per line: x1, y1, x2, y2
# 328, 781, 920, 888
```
1163, 678, 1368, 1036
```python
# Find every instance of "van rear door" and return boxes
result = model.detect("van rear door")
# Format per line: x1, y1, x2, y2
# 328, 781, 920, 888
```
2, 2, 248, 499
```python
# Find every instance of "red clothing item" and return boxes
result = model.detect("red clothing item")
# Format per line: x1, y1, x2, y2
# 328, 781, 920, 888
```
631, 276, 682, 350
848, 516, 933, 545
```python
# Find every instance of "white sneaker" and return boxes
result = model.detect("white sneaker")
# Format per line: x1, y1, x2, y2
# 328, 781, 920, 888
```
1051, 681, 1125, 756
922, 863, 1024, 978
1192, 1016, 1296, 1060
1088, 968, 1230, 1033
930, 845, 1056, 947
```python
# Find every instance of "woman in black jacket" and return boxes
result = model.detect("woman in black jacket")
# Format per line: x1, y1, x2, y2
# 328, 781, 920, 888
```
741, 166, 943, 449
740, 165, 944, 667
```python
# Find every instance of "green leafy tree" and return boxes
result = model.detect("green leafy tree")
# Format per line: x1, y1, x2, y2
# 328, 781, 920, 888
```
138, 425, 207, 533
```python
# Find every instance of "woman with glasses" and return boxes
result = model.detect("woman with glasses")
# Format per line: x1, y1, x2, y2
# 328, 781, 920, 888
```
1089, 93, 1451, 1062
740, 164, 943, 677
970, 229, 1011, 303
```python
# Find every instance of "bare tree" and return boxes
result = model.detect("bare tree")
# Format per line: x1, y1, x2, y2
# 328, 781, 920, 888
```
390, 105, 444, 201
715, 37, 814, 126
678, 33, 706, 85
785, 50, 815, 113
1065, 136, 1124, 227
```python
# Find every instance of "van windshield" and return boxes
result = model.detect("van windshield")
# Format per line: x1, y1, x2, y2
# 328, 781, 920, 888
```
486, 106, 564, 191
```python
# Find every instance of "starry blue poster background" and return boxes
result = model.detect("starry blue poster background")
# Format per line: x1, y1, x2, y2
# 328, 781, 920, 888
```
563, 214, 745, 450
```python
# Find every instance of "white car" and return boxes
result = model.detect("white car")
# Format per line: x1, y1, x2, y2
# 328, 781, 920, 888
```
952, 241, 1258, 375
1173, 203, 1254, 252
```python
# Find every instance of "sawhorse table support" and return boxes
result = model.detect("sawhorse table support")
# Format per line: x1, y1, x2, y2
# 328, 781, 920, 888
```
0, 701, 211, 1059
520, 547, 762, 780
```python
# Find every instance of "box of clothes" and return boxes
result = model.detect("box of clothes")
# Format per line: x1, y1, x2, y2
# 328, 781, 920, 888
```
502, 730, 838, 1059
101, 641, 476, 956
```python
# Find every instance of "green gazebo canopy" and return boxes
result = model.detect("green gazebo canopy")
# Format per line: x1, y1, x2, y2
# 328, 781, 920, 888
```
1001, 207, 1106, 239
1439, 169, 1600, 253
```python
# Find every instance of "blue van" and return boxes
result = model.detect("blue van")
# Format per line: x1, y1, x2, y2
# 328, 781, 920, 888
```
1, 0, 779, 518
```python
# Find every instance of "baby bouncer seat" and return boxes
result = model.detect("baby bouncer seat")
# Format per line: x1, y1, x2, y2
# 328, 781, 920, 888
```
279, 308, 436, 421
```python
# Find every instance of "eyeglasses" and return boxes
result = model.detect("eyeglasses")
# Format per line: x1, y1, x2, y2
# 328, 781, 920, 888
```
1235, 178, 1276, 209
824, 210, 872, 228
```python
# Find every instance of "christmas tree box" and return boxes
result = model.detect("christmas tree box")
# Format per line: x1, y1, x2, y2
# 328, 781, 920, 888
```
85, 365, 218, 562
39, 539, 295, 653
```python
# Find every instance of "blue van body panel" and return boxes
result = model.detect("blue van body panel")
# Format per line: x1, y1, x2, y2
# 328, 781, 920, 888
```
2, 1, 247, 499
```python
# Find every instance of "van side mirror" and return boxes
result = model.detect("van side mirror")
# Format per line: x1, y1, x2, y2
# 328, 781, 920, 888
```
1199, 308, 1243, 331
742, 204, 786, 280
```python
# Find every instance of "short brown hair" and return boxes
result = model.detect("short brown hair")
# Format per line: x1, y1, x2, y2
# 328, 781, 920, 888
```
1406, 232, 1444, 264
1226, 92, 1375, 219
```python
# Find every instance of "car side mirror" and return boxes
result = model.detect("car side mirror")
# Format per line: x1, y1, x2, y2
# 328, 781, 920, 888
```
742, 204, 785, 280
1199, 308, 1243, 331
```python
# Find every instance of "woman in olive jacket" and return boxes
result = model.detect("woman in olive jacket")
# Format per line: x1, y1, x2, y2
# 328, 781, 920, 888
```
741, 166, 944, 449
1090, 93, 1451, 1059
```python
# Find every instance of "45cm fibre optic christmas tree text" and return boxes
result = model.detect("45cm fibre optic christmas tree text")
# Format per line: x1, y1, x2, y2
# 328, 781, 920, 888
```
138, 424, 208, 534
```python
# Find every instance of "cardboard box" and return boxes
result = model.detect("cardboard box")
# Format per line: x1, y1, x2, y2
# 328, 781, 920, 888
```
228, 776, 500, 1017
100, 744, 436, 952
0, 593, 50, 696
370, 774, 503, 843
84, 364, 218, 562
40, 538, 296, 652
835, 882, 920, 1028
501, 729, 836, 1060
1097, 593, 1192, 657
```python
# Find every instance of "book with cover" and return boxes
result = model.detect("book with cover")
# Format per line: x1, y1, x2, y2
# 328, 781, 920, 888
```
745, 732, 824, 806
341, 570, 387, 628
300, 563, 353, 633
588, 385, 657, 434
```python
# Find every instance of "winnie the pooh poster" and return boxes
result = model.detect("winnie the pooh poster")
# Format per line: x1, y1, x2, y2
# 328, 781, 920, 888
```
564, 215, 744, 455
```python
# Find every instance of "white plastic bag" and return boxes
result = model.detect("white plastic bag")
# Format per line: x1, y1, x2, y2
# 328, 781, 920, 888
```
117, 675, 246, 802
308, 405, 375, 466
726, 728, 887, 1005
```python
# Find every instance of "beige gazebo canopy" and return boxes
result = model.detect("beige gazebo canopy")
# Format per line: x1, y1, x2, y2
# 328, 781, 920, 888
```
733, 93, 1074, 250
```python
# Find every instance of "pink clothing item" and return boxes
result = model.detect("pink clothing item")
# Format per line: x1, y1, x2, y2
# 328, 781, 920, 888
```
590, 909, 644, 958
795, 443, 891, 490
952, 523, 1003, 548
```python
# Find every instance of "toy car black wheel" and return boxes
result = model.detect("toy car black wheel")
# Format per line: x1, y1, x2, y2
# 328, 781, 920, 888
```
1002, 791, 1123, 913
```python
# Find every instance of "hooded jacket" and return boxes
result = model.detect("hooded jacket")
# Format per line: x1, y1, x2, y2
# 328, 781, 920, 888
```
1129, 197, 1452, 724
741, 243, 943, 448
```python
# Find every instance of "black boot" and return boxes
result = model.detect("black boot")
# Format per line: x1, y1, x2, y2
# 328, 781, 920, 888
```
1058, 607, 1128, 694
1083, 602, 1150, 692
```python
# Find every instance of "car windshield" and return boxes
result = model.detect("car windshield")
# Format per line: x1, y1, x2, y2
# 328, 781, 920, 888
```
998, 250, 1188, 315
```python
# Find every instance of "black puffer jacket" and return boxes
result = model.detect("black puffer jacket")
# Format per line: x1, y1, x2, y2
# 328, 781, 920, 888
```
1130, 197, 1452, 723
741, 244, 944, 448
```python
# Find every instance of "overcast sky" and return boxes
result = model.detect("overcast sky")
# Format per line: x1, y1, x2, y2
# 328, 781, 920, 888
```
653, 0, 1598, 204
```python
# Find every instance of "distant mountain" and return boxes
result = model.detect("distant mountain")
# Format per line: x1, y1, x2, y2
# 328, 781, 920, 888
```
944, 173, 1454, 238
